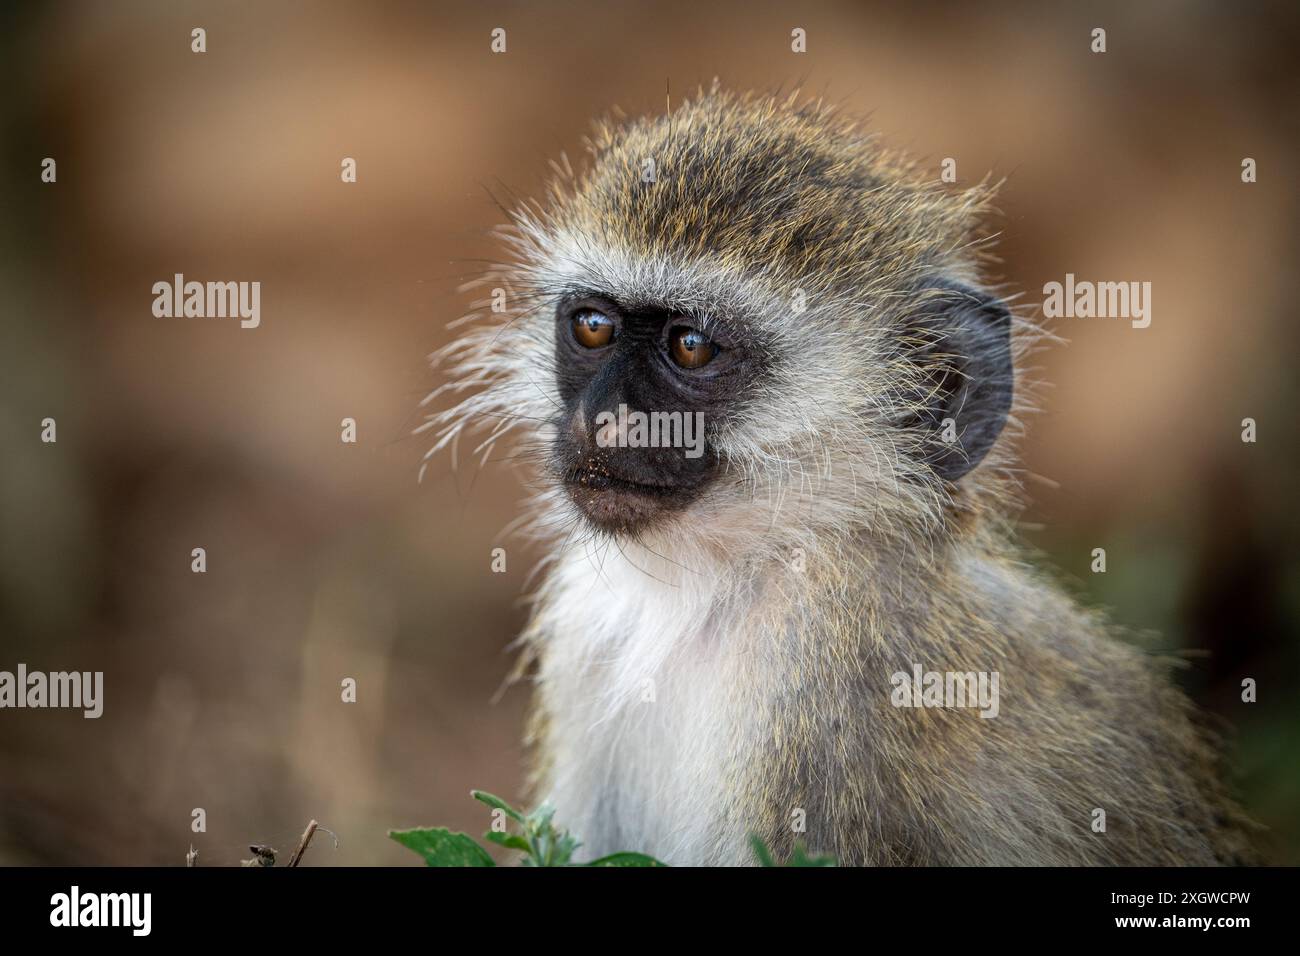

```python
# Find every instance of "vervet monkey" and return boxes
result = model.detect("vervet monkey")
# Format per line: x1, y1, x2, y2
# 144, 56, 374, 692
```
424, 86, 1254, 865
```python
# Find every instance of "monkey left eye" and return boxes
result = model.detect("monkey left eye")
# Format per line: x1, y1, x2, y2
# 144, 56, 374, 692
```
668, 326, 719, 369
572, 309, 615, 348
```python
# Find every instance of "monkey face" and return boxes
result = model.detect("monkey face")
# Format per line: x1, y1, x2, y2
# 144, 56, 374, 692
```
427, 88, 1018, 553
551, 292, 758, 535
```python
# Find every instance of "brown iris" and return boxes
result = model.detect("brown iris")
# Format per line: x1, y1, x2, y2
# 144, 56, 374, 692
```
669, 326, 718, 369
572, 309, 614, 348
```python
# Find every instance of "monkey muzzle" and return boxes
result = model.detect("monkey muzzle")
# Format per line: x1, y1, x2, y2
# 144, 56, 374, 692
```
559, 403, 715, 537
562, 452, 702, 535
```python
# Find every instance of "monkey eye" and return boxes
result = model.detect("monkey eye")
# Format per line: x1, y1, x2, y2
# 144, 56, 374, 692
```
668, 325, 719, 369
572, 309, 615, 348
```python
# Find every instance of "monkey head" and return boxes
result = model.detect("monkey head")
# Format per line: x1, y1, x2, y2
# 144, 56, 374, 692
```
428, 86, 1019, 553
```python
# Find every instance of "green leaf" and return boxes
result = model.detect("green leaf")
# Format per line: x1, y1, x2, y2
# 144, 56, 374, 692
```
787, 843, 837, 867
750, 834, 777, 867
484, 831, 531, 853
526, 802, 557, 831
749, 834, 837, 867
471, 790, 526, 824
389, 827, 496, 867
584, 852, 668, 867
548, 830, 581, 867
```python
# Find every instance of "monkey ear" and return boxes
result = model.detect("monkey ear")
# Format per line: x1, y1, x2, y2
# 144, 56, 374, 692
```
903, 280, 1014, 483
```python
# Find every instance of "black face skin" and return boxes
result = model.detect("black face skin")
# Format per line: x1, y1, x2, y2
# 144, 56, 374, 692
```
553, 292, 754, 535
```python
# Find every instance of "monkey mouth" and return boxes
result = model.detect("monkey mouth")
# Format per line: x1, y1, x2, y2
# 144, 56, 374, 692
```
569, 470, 680, 495
562, 466, 697, 532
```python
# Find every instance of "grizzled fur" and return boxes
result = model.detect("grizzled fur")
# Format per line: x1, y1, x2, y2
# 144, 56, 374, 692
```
422, 86, 1255, 865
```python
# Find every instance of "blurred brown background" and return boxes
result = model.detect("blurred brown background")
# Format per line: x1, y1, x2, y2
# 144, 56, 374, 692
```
1, 0, 1296, 865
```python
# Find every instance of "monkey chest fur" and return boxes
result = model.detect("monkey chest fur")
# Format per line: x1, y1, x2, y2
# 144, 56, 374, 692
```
531, 550, 771, 865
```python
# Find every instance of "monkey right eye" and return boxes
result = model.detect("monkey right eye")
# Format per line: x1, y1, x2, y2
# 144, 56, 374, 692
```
572, 309, 615, 348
